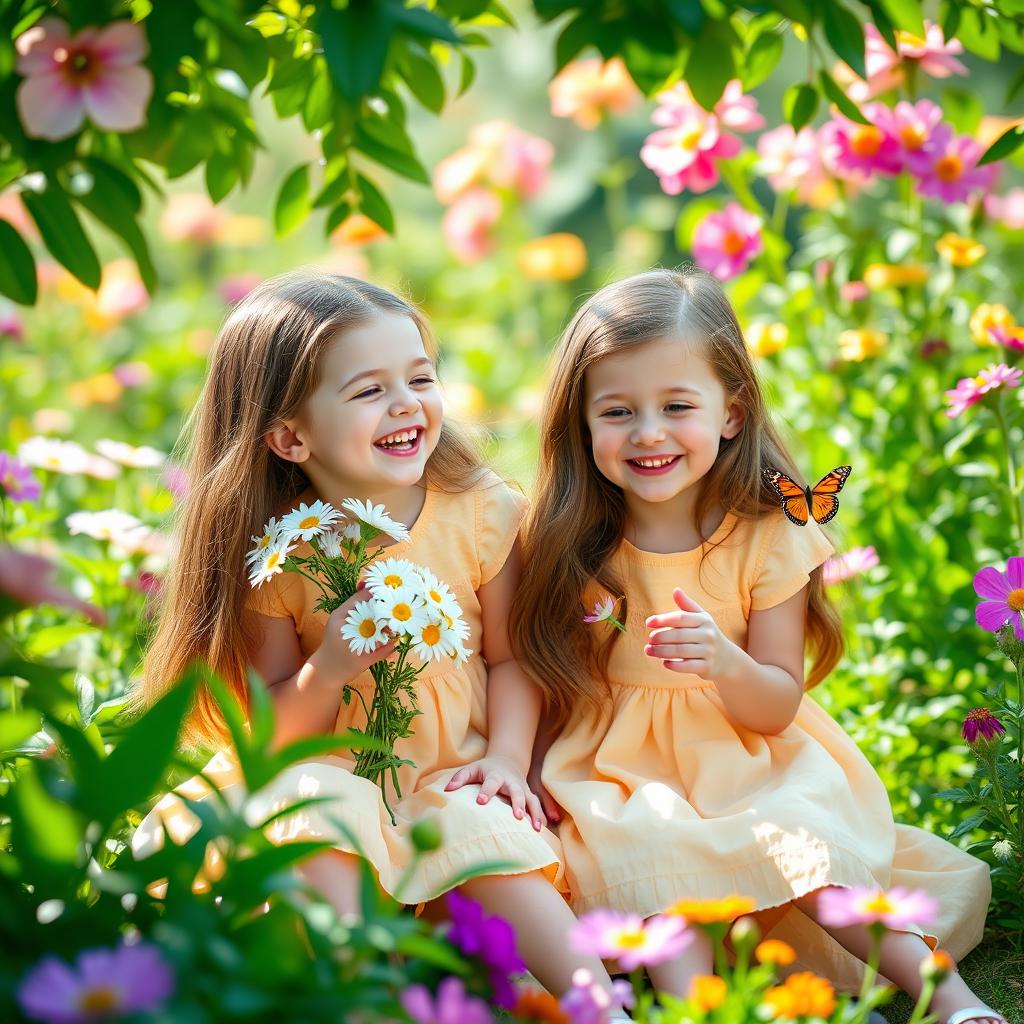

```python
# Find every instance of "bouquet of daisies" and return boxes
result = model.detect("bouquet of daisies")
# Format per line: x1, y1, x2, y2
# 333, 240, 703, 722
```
247, 497, 471, 821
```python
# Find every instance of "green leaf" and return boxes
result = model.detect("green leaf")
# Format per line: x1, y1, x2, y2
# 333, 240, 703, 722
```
1006, 65, 1024, 106
554, 13, 591, 70
356, 173, 394, 234
819, 69, 869, 124
822, 1, 866, 79
22, 185, 101, 290
947, 810, 988, 840
354, 123, 430, 184
742, 30, 784, 91
875, 0, 924, 35
397, 43, 446, 113
23, 622, 97, 658
317, 2, 393, 101
205, 149, 239, 203
274, 163, 311, 237
390, 1, 461, 43
458, 52, 476, 96
0, 219, 37, 304
325, 201, 352, 235
955, 7, 1000, 61
941, 88, 984, 134
685, 21, 737, 110
9, 761, 83, 878
302, 62, 334, 132
0, 709, 42, 750
783, 82, 819, 130
979, 124, 1024, 166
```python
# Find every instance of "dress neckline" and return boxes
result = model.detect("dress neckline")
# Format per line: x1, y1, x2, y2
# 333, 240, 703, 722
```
620, 511, 738, 563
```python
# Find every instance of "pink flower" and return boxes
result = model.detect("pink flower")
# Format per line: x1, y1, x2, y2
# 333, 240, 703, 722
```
162, 463, 190, 501
974, 556, 1024, 642
1, 306, 24, 343
818, 886, 939, 930
692, 203, 763, 280
401, 977, 493, 1024
549, 57, 640, 129
895, 22, 968, 78
985, 188, 1024, 229
989, 325, 1024, 353
570, 910, 692, 971
113, 361, 152, 388
0, 451, 41, 502
219, 273, 262, 305
823, 546, 880, 585
915, 126, 996, 204
944, 363, 1022, 417
840, 281, 869, 302
442, 188, 502, 264
821, 106, 902, 178
884, 99, 945, 174
561, 969, 634, 1024
159, 193, 228, 244
713, 80, 766, 133
756, 125, 832, 205
961, 707, 1007, 745
15, 18, 153, 141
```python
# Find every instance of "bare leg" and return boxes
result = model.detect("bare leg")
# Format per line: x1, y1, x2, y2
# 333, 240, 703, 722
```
296, 849, 363, 919
647, 925, 715, 999
794, 889, 1002, 1024
459, 871, 619, 999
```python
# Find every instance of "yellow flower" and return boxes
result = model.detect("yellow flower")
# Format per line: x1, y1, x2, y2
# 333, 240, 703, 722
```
747, 322, 789, 357
666, 895, 757, 924
68, 373, 124, 406
215, 214, 267, 247
517, 233, 588, 281
331, 213, 388, 246
969, 303, 1016, 346
755, 940, 797, 966
936, 234, 985, 267
688, 975, 728, 1011
763, 972, 836, 1019
838, 327, 886, 362
863, 263, 928, 289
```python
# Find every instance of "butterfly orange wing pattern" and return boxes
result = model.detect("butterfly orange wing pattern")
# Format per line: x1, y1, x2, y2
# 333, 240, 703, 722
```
762, 466, 852, 526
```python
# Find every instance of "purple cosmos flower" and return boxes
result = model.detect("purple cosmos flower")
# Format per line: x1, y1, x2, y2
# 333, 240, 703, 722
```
560, 968, 634, 1024
401, 976, 493, 1024
961, 707, 1006, 746
569, 909, 692, 971
974, 556, 1024, 642
818, 886, 938, 930
821, 106, 903, 178
0, 451, 41, 502
18, 941, 174, 1024
914, 125, 996, 204
445, 891, 525, 1008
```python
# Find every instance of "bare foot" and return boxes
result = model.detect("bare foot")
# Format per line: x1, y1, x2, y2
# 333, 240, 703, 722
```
929, 974, 1005, 1024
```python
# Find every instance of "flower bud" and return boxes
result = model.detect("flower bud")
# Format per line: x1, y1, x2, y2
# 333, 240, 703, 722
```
919, 949, 955, 983
410, 818, 443, 853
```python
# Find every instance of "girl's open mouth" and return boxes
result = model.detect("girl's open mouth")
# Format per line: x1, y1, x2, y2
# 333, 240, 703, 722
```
626, 455, 681, 476
374, 427, 423, 457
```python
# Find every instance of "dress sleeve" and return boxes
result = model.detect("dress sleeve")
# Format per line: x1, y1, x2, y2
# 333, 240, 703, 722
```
748, 513, 835, 611
475, 479, 529, 585
244, 569, 304, 623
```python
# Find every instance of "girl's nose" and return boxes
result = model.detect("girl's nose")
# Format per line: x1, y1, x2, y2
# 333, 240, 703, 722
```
389, 386, 420, 416
630, 414, 664, 446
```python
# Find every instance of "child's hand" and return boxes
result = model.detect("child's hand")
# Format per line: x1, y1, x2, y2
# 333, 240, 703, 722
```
444, 755, 546, 832
644, 587, 738, 681
527, 764, 563, 825
310, 587, 399, 686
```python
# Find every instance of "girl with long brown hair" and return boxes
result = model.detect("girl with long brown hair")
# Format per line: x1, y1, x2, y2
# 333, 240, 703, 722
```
511, 267, 998, 1024
131, 270, 627, 1007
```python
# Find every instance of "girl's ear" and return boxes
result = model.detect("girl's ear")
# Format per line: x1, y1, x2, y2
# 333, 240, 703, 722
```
265, 420, 310, 464
722, 396, 745, 441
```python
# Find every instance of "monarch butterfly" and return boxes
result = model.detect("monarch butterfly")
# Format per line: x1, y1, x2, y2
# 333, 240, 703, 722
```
762, 465, 852, 526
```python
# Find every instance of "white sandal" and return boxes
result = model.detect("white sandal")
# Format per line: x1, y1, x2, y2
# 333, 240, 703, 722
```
946, 1007, 1008, 1024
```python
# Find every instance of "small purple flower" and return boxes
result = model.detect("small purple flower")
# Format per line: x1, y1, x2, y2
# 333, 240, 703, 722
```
18, 940, 174, 1024
961, 707, 1006, 746
112, 361, 152, 388
818, 886, 938, 930
974, 556, 1024, 642
446, 891, 525, 1008
560, 968, 634, 1024
0, 451, 41, 502
570, 909, 692, 970
401, 976, 493, 1024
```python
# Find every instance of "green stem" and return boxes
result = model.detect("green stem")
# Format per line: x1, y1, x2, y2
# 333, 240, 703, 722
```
992, 400, 1024, 551
852, 927, 883, 1024
906, 977, 936, 1024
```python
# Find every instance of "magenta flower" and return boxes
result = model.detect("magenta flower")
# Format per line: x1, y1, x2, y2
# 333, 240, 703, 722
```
0, 451, 41, 502
18, 941, 174, 1024
445, 892, 525, 1008
219, 273, 262, 305
944, 363, 1022, 417
820, 107, 902, 178
561, 968, 635, 1024
442, 188, 502, 264
818, 886, 939, 930
113, 361, 152, 388
401, 977, 494, 1024
974, 556, 1024, 642
569, 909, 692, 971
1, 306, 24, 342
15, 18, 153, 141
882, 100, 944, 174
915, 126, 996, 204
823, 546, 880, 585
961, 707, 1007, 746
692, 203, 763, 281
988, 325, 1024, 353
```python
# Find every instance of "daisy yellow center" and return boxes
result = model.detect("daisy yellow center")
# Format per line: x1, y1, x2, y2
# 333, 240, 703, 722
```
258, 534, 272, 550
899, 125, 926, 150
936, 154, 963, 182
78, 987, 120, 1013
422, 623, 442, 645
429, 589, 443, 603
266, 552, 281, 569
974, 375, 988, 388
861, 892, 895, 915
679, 125, 703, 150
46, 456, 61, 467
722, 230, 747, 255
617, 930, 647, 949
298, 515, 320, 530
1008, 588, 1024, 611
393, 603, 413, 621
384, 574, 403, 588
851, 126, 883, 156
359, 619, 377, 638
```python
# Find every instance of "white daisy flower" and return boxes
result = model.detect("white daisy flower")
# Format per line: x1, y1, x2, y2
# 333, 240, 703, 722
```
318, 530, 344, 559
341, 521, 362, 543
247, 517, 282, 566
20, 436, 93, 476
409, 618, 461, 663
248, 542, 291, 588
83, 454, 121, 479
279, 500, 342, 543
416, 567, 462, 619
440, 609, 470, 640
372, 587, 427, 635
340, 600, 388, 655
451, 641, 473, 666
364, 557, 420, 596
95, 439, 167, 468
340, 497, 411, 543
112, 525, 167, 556
67, 509, 144, 542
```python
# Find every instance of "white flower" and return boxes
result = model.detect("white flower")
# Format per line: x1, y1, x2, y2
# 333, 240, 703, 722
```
584, 595, 619, 623
113, 525, 167, 556
248, 542, 291, 588
451, 641, 473, 666
417, 567, 462, 619
95, 439, 166, 468
364, 557, 421, 596
372, 587, 427, 635
341, 600, 389, 655
19, 436, 93, 475
409, 617, 461, 664
341, 521, 362, 543
340, 497, 411, 543
247, 516, 282, 566
318, 529, 344, 559
993, 839, 1014, 863
83, 454, 120, 479
279, 500, 342, 543
66, 509, 144, 542
440, 608, 470, 640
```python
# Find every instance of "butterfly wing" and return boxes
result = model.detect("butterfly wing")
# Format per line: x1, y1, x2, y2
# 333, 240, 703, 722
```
763, 468, 810, 527
808, 466, 852, 524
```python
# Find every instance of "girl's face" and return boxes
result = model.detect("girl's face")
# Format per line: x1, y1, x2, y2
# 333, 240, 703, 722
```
583, 336, 743, 510
295, 312, 444, 492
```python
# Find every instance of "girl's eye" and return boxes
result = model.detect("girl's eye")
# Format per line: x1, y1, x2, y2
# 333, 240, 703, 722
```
601, 408, 630, 418
411, 375, 435, 386
666, 403, 693, 412
353, 386, 382, 399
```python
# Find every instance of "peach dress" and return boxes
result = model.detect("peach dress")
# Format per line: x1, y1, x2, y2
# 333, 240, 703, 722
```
543, 511, 989, 988
132, 474, 563, 904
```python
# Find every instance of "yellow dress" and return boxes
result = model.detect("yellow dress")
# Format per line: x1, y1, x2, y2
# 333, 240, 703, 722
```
132, 474, 563, 904
543, 511, 989, 989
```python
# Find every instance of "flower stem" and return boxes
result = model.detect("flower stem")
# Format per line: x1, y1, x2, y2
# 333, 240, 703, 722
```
993, 398, 1024, 551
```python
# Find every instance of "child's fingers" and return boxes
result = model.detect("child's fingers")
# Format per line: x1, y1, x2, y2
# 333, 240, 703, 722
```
508, 783, 526, 820
444, 763, 483, 791
645, 642, 704, 660
525, 792, 544, 831
645, 610, 705, 630
646, 626, 700, 644
539, 788, 562, 824
476, 771, 505, 804
662, 658, 709, 676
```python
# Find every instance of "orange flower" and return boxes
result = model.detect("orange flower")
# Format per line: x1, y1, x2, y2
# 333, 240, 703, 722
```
936, 233, 985, 267
68, 372, 123, 406
763, 972, 836, 1019
689, 975, 728, 1011
919, 949, 955, 982
755, 940, 797, 966
517, 233, 588, 281
513, 989, 570, 1024
548, 57, 640, 129
331, 212, 388, 246
838, 327, 886, 362
863, 263, 928, 289
667, 895, 757, 924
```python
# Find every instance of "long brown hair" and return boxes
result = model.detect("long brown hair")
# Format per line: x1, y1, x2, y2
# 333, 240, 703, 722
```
136, 271, 485, 746
510, 267, 844, 726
